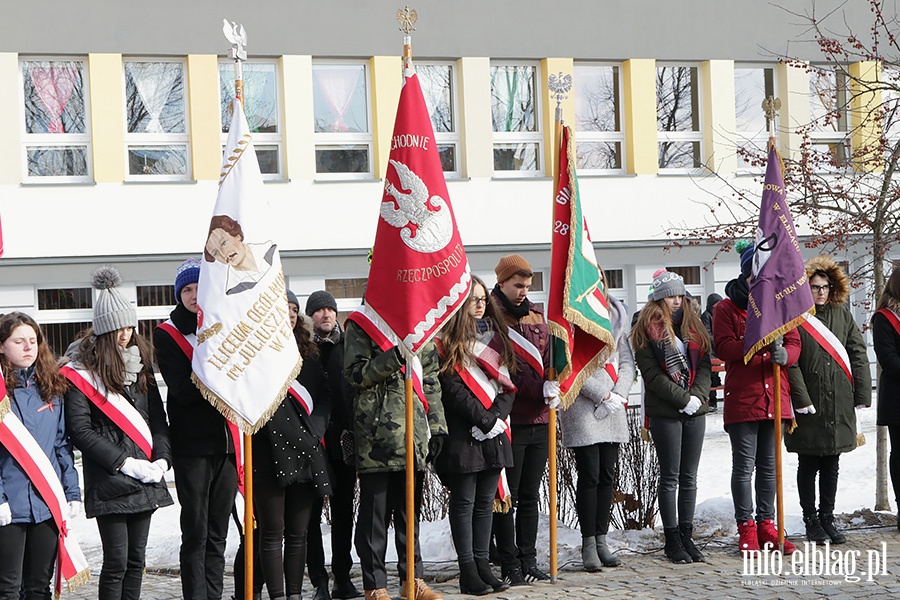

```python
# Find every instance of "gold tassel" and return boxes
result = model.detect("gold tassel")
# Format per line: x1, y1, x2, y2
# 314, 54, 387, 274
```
640, 427, 651, 442
493, 495, 513, 514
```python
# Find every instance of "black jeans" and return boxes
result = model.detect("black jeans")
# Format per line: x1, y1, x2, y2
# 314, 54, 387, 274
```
446, 469, 501, 564
649, 416, 705, 529
355, 471, 424, 590
232, 509, 264, 598
572, 443, 619, 537
254, 474, 315, 599
797, 454, 840, 516
492, 423, 548, 570
728, 420, 777, 523
172, 453, 238, 600
0, 519, 58, 600
96, 511, 154, 600
890, 426, 900, 510
307, 458, 357, 587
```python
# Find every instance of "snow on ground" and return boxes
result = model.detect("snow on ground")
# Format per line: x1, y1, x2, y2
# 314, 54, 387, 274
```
68, 407, 888, 568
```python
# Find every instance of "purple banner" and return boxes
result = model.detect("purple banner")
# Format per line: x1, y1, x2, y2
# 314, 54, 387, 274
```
743, 143, 814, 363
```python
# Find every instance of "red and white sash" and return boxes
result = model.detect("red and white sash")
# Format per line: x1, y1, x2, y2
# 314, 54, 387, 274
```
61, 366, 153, 459
799, 313, 852, 382
877, 307, 900, 337
0, 390, 89, 594
156, 320, 245, 494
287, 380, 314, 416
346, 307, 429, 411
507, 328, 543, 376
436, 334, 514, 511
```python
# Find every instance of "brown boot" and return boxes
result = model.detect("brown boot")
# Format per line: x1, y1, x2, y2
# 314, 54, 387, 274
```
363, 590, 390, 600
399, 578, 443, 600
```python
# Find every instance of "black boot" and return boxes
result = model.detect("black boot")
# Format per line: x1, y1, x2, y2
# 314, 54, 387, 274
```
475, 559, 509, 592
331, 580, 361, 600
819, 513, 846, 544
500, 565, 528, 587
663, 527, 692, 564
803, 513, 828, 543
678, 523, 704, 563
312, 585, 330, 600
459, 561, 492, 596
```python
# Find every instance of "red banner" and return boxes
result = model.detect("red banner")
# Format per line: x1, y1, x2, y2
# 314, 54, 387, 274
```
364, 67, 470, 354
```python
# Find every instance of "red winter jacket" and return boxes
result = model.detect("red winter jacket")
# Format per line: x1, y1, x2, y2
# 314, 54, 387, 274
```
713, 298, 801, 427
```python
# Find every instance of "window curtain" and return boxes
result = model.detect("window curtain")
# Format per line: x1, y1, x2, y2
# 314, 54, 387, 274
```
29, 65, 78, 134
314, 67, 362, 132
127, 62, 181, 133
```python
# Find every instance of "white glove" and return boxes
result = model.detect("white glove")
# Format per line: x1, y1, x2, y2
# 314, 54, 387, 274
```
796, 404, 817, 415
470, 426, 489, 442
485, 418, 509, 440
608, 392, 629, 407
119, 457, 155, 481
68, 500, 82, 520
0, 502, 11, 526
546, 396, 561, 409
543, 380, 560, 399
152, 459, 169, 474
680, 396, 702, 416
142, 464, 166, 484
602, 398, 624, 415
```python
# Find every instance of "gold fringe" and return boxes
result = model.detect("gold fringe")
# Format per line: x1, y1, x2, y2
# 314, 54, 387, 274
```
640, 427, 651, 442
191, 355, 304, 435
742, 312, 812, 365
857, 432, 866, 447
493, 495, 513, 514
64, 568, 90, 594
0, 396, 10, 420
786, 418, 797, 434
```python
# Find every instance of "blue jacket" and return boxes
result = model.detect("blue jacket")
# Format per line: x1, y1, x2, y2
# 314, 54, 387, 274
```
0, 367, 81, 524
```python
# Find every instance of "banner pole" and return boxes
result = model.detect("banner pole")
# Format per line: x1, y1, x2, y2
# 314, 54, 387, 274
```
243, 433, 254, 600
405, 359, 416, 597
773, 364, 785, 553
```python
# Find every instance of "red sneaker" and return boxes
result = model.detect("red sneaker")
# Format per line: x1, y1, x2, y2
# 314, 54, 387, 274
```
757, 519, 796, 554
737, 519, 760, 553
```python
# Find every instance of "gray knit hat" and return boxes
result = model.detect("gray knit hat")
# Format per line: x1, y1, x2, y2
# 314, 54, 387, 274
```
651, 269, 686, 301
286, 289, 299, 309
92, 266, 138, 335
305, 290, 337, 316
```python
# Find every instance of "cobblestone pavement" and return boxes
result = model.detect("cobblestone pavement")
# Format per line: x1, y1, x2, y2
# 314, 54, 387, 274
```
64, 525, 900, 600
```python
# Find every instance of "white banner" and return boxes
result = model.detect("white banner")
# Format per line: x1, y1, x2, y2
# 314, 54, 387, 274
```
192, 98, 301, 434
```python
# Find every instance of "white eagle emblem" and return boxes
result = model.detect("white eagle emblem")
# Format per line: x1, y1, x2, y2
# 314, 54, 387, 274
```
381, 160, 453, 253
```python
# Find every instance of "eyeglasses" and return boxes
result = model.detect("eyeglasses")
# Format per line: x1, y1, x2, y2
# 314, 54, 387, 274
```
810, 284, 831, 293
470, 296, 488, 306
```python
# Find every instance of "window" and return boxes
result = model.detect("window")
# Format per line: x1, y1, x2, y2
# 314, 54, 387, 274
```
734, 66, 776, 169
220, 61, 283, 178
42, 322, 91, 357
881, 67, 900, 166
21, 58, 91, 182
809, 66, 850, 169
137, 284, 176, 307
313, 62, 372, 178
124, 60, 189, 180
417, 63, 460, 176
604, 269, 624, 289
574, 64, 624, 172
657, 65, 702, 170
491, 63, 542, 175
38, 287, 92, 310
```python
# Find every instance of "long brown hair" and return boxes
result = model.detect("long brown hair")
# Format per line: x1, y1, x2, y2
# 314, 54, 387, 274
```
875, 266, 900, 315
76, 326, 154, 395
631, 297, 710, 354
293, 314, 320, 360
0, 312, 68, 402
439, 276, 516, 376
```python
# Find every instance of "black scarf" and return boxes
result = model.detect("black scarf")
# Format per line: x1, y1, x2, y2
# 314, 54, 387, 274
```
726, 276, 750, 310
493, 284, 531, 320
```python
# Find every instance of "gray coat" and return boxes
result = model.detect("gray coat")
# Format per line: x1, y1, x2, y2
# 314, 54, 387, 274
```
559, 297, 635, 447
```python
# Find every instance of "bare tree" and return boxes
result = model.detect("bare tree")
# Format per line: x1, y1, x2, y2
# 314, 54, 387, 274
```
668, 0, 900, 510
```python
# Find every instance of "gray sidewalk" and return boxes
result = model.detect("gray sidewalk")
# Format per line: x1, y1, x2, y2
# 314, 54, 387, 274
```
63, 524, 900, 600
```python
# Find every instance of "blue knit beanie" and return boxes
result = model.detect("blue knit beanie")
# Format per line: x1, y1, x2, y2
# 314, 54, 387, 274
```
740, 246, 755, 279
174, 258, 202, 303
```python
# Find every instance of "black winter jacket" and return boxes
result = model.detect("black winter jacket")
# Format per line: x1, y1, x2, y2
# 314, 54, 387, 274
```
252, 356, 332, 495
434, 372, 514, 477
65, 377, 174, 519
154, 303, 236, 457
316, 326, 356, 465
874, 309, 900, 427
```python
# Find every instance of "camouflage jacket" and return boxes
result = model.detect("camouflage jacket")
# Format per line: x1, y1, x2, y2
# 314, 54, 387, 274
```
343, 320, 447, 474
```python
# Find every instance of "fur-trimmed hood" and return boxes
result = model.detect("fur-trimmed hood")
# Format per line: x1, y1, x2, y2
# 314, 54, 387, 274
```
805, 255, 849, 305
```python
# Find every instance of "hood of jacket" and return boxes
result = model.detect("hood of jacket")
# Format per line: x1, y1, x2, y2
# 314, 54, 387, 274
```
806, 255, 849, 305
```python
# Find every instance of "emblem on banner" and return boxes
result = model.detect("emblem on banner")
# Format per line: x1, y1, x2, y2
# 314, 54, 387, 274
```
381, 159, 452, 253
